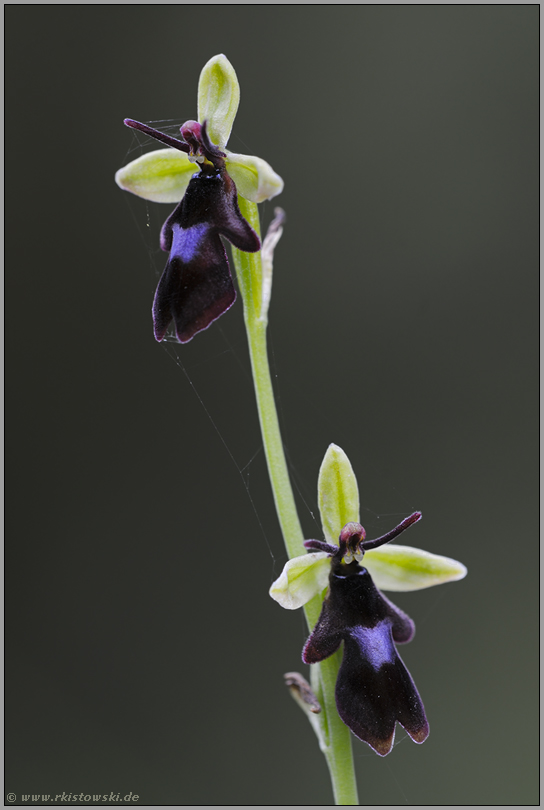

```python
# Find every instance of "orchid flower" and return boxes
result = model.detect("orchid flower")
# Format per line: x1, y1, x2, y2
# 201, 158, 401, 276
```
270, 444, 467, 756
115, 54, 283, 342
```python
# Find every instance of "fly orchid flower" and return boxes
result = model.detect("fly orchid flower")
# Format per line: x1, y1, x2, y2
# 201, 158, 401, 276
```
115, 54, 283, 343
270, 444, 467, 756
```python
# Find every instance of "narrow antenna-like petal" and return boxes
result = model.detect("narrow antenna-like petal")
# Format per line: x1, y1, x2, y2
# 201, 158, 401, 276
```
124, 119, 190, 153
362, 512, 422, 551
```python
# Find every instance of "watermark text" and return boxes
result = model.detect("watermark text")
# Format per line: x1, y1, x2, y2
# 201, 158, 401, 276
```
7, 792, 139, 803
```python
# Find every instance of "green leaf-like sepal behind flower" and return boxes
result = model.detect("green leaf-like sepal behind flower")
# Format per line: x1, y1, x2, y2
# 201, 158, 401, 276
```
318, 443, 360, 544
115, 149, 283, 205
270, 542, 466, 607
270, 442, 467, 609
197, 54, 240, 149
226, 153, 284, 204
115, 54, 283, 205
115, 149, 197, 204
269, 552, 330, 610
364, 544, 467, 592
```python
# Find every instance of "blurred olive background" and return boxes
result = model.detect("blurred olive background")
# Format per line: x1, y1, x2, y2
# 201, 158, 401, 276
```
6, 5, 538, 807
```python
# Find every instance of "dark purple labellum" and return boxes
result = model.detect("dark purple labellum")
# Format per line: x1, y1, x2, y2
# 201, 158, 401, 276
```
123, 118, 261, 343
302, 513, 429, 756
154, 166, 259, 343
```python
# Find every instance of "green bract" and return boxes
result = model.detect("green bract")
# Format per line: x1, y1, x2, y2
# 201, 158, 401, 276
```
115, 54, 283, 205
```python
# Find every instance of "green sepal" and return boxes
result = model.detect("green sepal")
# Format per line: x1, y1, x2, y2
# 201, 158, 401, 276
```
114, 148, 196, 204
269, 552, 331, 609
364, 543, 468, 591
115, 147, 283, 205
318, 444, 360, 544
197, 54, 240, 148
226, 152, 284, 203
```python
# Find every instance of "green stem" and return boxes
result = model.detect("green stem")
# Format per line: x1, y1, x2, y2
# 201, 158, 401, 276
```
232, 198, 359, 806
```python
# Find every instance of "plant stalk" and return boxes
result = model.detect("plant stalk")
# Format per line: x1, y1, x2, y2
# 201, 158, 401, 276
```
232, 198, 359, 806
